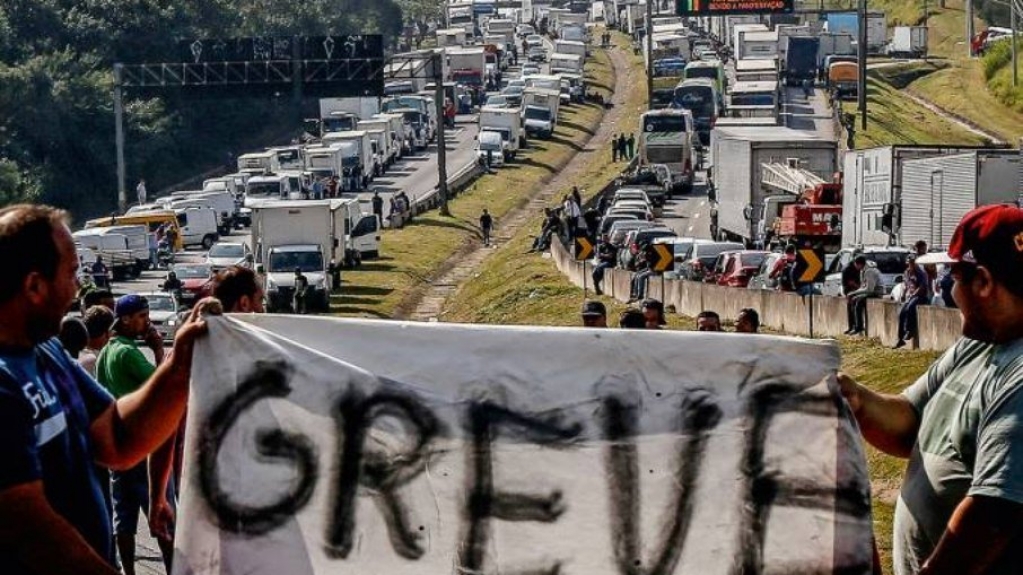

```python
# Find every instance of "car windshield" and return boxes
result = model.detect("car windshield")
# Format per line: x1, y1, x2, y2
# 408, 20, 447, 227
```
869, 252, 910, 274
524, 107, 550, 121
643, 115, 688, 132
502, 86, 524, 95
269, 251, 324, 273
246, 182, 282, 198
687, 67, 718, 80
740, 252, 769, 267
673, 86, 715, 118
731, 94, 776, 106
209, 244, 245, 258
172, 265, 211, 279
146, 295, 176, 312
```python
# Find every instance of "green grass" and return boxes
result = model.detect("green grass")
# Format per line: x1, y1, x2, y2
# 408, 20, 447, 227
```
330, 30, 619, 319
842, 74, 989, 147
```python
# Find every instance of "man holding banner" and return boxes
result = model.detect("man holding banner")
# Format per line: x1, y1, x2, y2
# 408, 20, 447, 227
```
0, 205, 212, 575
840, 205, 1023, 575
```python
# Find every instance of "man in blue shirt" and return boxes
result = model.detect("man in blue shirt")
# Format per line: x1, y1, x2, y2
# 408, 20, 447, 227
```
0, 204, 211, 575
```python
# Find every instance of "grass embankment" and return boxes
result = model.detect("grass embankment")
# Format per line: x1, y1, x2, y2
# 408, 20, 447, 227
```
330, 31, 617, 319
841, 70, 988, 147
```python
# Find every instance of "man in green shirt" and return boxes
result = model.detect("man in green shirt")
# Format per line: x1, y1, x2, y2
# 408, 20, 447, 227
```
840, 205, 1023, 575
95, 295, 174, 575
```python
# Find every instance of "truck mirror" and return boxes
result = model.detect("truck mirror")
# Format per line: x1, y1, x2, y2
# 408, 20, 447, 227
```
256, 264, 265, 274
881, 213, 894, 234
742, 204, 753, 221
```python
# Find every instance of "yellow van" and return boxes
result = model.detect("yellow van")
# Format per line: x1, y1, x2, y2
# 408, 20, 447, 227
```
84, 210, 184, 251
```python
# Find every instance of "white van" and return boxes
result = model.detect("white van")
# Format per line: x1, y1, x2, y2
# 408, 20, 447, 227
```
174, 208, 220, 249
72, 227, 148, 278
165, 190, 237, 234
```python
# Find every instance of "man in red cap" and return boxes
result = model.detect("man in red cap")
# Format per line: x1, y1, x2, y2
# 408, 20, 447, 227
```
839, 204, 1023, 574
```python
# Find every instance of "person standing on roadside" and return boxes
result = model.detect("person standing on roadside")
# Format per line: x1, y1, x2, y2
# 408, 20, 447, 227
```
617, 134, 627, 163
838, 204, 1023, 575
79, 306, 115, 376
135, 180, 147, 206
626, 133, 636, 159
0, 203, 212, 575
611, 133, 619, 162
95, 295, 175, 575
479, 209, 494, 247
293, 268, 309, 314
372, 191, 384, 223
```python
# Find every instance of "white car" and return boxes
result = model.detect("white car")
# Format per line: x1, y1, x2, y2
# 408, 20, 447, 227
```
138, 291, 185, 342
820, 247, 912, 297
205, 242, 252, 271
525, 34, 543, 48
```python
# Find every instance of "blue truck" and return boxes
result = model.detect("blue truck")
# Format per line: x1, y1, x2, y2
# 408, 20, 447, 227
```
785, 36, 820, 86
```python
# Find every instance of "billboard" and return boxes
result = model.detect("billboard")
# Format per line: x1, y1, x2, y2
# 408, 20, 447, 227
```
676, 0, 793, 16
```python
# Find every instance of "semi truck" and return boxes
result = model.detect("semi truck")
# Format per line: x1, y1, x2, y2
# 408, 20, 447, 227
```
882, 150, 1020, 248
709, 126, 838, 246
840, 145, 998, 247
784, 36, 820, 86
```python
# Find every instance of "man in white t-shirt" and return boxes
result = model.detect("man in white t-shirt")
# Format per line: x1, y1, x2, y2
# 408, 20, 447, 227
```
78, 305, 114, 376
839, 204, 1023, 575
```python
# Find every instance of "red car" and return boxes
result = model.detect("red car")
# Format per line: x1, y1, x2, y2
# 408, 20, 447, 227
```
168, 263, 214, 306
710, 250, 771, 288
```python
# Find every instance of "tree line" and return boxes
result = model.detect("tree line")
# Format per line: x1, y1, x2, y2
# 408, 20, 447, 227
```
0, 0, 416, 222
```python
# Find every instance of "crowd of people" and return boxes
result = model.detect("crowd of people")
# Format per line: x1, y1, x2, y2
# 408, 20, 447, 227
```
2, 201, 1023, 575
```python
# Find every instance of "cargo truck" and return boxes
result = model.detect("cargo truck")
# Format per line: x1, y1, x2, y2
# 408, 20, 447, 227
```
357, 119, 398, 168
319, 97, 380, 124
885, 150, 1020, 248
737, 30, 779, 60
446, 46, 486, 87
709, 126, 838, 246
554, 39, 587, 58
887, 26, 928, 58
522, 87, 561, 119
823, 12, 887, 53
236, 151, 279, 176
731, 23, 769, 54
841, 145, 996, 247
479, 106, 523, 157
784, 36, 819, 86
322, 131, 375, 188
815, 33, 855, 80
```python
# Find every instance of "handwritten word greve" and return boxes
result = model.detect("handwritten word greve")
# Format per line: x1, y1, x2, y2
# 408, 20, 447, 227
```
197, 361, 871, 575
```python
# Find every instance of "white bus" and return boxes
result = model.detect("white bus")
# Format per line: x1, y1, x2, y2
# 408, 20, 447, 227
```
726, 80, 780, 122
638, 109, 697, 193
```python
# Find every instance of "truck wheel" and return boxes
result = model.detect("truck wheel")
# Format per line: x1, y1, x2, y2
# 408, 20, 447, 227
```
202, 235, 216, 250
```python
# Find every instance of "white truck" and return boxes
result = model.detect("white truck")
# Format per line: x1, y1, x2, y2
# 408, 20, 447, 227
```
737, 30, 779, 60
479, 106, 523, 157
373, 112, 410, 156
164, 190, 237, 234
731, 23, 769, 54
382, 95, 436, 142
319, 97, 380, 124
841, 145, 989, 247
236, 151, 279, 176
173, 207, 221, 249
322, 131, 375, 188
549, 53, 584, 75
522, 87, 561, 119
72, 226, 150, 279
554, 39, 587, 59
446, 46, 486, 88
304, 145, 346, 181
244, 174, 298, 206
357, 119, 398, 168
887, 26, 928, 58
271, 146, 306, 172
709, 126, 838, 246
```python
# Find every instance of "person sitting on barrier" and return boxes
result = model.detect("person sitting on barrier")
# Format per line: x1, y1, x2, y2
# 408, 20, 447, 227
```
844, 255, 883, 336
734, 308, 760, 334
696, 310, 723, 332
592, 237, 617, 296
894, 254, 931, 349
628, 250, 653, 302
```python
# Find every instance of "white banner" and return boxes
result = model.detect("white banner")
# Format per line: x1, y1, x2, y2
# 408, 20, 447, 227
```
174, 316, 872, 575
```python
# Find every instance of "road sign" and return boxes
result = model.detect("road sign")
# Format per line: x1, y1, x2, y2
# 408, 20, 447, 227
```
650, 243, 674, 273
575, 237, 594, 261
676, 0, 793, 16
794, 248, 826, 283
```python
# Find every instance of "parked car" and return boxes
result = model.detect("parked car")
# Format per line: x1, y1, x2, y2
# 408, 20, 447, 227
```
169, 263, 214, 305
747, 252, 786, 290
608, 220, 656, 247
619, 227, 677, 270
205, 242, 252, 271
525, 34, 544, 48
678, 241, 744, 281
521, 65, 541, 76
138, 291, 186, 342
501, 85, 525, 107
706, 250, 771, 288
528, 47, 547, 63
820, 246, 912, 297
612, 188, 653, 206
655, 237, 714, 278
599, 213, 640, 236
606, 206, 654, 222
612, 198, 660, 219
484, 94, 510, 108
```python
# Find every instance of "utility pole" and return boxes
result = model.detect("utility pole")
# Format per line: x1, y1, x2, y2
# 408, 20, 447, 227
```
646, 0, 654, 105
113, 64, 127, 214
433, 51, 451, 217
857, 0, 868, 130
1014, 0, 1019, 87
966, 0, 975, 58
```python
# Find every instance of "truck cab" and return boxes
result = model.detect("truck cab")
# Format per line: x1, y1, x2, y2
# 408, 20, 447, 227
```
476, 130, 507, 167
174, 207, 220, 250
245, 174, 295, 206
522, 105, 554, 139
321, 131, 374, 189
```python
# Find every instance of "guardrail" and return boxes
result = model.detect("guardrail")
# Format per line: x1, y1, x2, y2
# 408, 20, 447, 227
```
550, 238, 962, 351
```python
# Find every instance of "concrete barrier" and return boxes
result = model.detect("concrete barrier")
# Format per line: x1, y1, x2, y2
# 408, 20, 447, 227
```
549, 245, 960, 350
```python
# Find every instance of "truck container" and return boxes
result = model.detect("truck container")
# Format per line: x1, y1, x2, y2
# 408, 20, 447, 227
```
357, 119, 398, 168
724, 15, 762, 46
72, 226, 150, 278
896, 150, 1020, 248
828, 61, 859, 99
446, 46, 486, 87
522, 87, 561, 122
784, 36, 820, 86
816, 33, 855, 79
382, 95, 436, 142
841, 145, 997, 247
887, 26, 928, 58
321, 131, 375, 188
823, 12, 887, 53
732, 23, 769, 55
436, 27, 469, 47
236, 151, 279, 176
737, 30, 779, 60
776, 25, 811, 64
373, 112, 410, 157
709, 126, 838, 246
479, 106, 524, 156
244, 174, 296, 206
560, 24, 587, 43
319, 97, 380, 123
554, 39, 587, 59
735, 58, 779, 83
549, 52, 584, 75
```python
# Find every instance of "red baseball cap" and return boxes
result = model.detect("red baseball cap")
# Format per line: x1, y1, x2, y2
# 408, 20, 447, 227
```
917, 204, 1023, 284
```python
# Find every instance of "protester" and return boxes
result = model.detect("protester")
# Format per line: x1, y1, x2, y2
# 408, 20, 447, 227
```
628, 253, 654, 302
839, 204, 1023, 575
580, 300, 608, 328
91, 256, 110, 289
734, 308, 760, 333
212, 265, 265, 313
372, 191, 384, 222
79, 305, 115, 376
479, 208, 493, 247
563, 194, 581, 238
696, 310, 722, 332
161, 270, 182, 296
293, 268, 309, 314
0, 204, 209, 575
611, 133, 619, 162
626, 133, 636, 159
841, 257, 861, 296
592, 237, 617, 295
844, 256, 882, 335
770, 245, 797, 291
135, 179, 147, 206
96, 295, 175, 574
894, 254, 930, 349
58, 316, 89, 359
618, 307, 646, 329
641, 298, 666, 329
